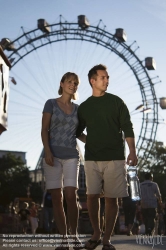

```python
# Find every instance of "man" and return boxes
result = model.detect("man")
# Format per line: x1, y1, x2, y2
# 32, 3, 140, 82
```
140, 172, 162, 235
18, 202, 30, 234
76, 64, 137, 250
42, 190, 54, 233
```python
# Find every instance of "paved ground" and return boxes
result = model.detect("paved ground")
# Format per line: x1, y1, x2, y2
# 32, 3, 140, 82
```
0, 234, 166, 250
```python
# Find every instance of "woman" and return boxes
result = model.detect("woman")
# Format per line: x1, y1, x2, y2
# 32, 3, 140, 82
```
41, 72, 85, 249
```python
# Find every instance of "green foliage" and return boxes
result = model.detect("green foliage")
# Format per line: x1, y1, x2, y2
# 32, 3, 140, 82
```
30, 182, 43, 204
138, 141, 166, 172
0, 153, 43, 205
138, 142, 166, 200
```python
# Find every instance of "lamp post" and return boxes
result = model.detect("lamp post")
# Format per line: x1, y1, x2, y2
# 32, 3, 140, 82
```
140, 108, 152, 114
130, 104, 152, 115
9, 76, 17, 85
27, 186, 30, 204
9, 202, 13, 217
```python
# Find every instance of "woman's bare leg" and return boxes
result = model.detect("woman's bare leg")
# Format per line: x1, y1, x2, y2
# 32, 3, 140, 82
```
50, 188, 67, 235
64, 187, 78, 236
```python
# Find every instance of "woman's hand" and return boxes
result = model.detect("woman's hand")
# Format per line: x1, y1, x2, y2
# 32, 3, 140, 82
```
45, 150, 54, 166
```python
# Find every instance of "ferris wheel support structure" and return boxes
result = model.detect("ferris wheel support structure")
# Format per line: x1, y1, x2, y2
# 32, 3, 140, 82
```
2, 16, 160, 169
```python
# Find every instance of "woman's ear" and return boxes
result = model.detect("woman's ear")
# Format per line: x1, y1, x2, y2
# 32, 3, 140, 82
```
60, 81, 64, 88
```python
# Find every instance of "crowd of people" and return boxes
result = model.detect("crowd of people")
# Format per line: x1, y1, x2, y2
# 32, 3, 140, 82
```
11, 188, 166, 237
100, 180, 166, 237
8, 200, 39, 234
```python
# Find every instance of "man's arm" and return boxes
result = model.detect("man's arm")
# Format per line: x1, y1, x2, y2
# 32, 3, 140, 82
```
76, 106, 86, 140
119, 100, 137, 165
77, 133, 86, 143
158, 196, 163, 207
125, 137, 138, 166
155, 184, 163, 209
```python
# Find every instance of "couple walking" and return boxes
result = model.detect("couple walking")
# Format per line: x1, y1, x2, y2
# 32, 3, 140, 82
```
41, 64, 137, 250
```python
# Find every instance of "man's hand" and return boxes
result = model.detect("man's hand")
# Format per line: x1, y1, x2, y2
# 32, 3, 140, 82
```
45, 150, 54, 166
125, 137, 138, 166
126, 150, 138, 166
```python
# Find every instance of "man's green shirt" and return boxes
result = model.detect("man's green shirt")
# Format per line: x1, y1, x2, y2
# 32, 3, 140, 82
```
76, 93, 134, 161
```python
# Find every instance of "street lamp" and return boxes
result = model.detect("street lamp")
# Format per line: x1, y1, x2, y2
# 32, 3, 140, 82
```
130, 104, 146, 115
135, 104, 144, 111
27, 186, 31, 204
141, 108, 152, 114
9, 76, 17, 85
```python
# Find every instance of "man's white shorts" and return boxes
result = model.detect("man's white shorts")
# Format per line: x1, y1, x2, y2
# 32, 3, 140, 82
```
84, 160, 128, 198
43, 157, 79, 189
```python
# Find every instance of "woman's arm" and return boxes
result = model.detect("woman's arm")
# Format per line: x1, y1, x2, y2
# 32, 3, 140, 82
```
41, 112, 54, 166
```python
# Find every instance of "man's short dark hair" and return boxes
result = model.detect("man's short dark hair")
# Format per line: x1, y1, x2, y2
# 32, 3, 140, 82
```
88, 64, 107, 86
144, 172, 153, 180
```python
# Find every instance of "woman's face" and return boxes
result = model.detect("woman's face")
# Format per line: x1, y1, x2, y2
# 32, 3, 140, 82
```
61, 77, 79, 95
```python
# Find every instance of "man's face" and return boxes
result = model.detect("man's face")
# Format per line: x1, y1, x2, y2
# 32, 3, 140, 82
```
91, 70, 109, 92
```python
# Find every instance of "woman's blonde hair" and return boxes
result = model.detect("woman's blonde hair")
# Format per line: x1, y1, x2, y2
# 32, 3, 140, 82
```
58, 72, 80, 100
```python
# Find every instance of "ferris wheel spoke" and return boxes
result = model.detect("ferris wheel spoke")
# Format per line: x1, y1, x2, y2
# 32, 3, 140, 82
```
10, 70, 47, 103
9, 101, 41, 111
79, 43, 99, 77
111, 69, 132, 85
10, 86, 44, 106
114, 84, 140, 96
19, 58, 49, 99
32, 50, 56, 97
46, 44, 61, 92
71, 40, 83, 72
49, 43, 62, 89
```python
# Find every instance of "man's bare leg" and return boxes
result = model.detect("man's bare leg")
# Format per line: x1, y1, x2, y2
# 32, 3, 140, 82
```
103, 198, 118, 245
86, 194, 101, 246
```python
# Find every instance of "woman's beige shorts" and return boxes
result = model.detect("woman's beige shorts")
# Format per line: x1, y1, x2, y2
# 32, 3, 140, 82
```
43, 157, 79, 189
84, 160, 128, 198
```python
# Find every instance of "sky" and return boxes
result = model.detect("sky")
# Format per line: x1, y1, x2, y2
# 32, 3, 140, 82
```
0, 0, 166, 170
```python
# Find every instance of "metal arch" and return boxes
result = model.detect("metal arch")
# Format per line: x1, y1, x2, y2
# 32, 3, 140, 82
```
4, 20, 159, 168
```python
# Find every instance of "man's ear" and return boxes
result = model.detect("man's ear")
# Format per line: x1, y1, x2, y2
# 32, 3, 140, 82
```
90, 78, 95, 87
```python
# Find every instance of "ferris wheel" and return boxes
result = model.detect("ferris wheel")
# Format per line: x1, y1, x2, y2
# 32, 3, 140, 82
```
0, 15, 161, 169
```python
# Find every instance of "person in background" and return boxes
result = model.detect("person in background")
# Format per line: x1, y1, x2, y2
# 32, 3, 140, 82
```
42, 190, 54, 233
18, 202, 30, 234
29, 202, 38, 234
132, 203, 143, 235
140, 172, 163, 235
163, 201, 166, 235
122, 184, 137, 236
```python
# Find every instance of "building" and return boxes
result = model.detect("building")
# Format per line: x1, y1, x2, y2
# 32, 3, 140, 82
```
0, 46, 11, 135
0, 149, 26, 164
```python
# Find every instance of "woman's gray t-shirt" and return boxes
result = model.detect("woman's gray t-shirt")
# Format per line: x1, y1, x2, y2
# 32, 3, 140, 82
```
43, 99, 79, 159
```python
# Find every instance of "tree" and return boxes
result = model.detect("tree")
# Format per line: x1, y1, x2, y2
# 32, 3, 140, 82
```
138, 141, 166, 200
0, 153, 43, 205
